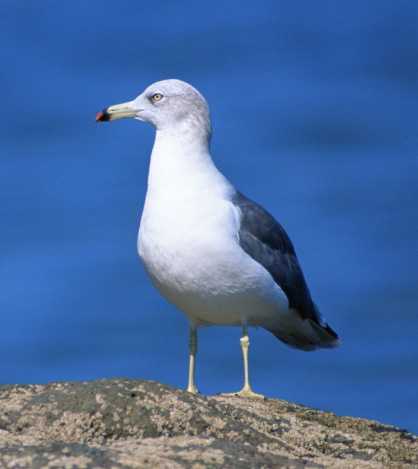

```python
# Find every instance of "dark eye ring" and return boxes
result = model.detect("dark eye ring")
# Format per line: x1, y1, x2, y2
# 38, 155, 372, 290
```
151, 93, 163, 102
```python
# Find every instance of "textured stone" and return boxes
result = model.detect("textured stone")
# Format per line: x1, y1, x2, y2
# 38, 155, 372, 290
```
0, 379, 416, 468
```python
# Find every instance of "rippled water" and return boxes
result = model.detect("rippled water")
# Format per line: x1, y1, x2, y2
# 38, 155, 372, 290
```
1, 1, 417, 432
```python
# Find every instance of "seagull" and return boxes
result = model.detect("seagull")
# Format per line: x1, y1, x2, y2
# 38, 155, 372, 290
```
96, 79, 339, 398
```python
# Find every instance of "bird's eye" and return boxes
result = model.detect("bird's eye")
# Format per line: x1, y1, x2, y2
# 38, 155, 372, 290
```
151, 93, 163, 103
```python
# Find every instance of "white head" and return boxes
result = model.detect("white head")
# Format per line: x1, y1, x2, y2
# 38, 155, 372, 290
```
97, 79, 211, 139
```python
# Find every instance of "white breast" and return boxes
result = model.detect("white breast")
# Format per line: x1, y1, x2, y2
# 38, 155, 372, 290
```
139, 182, 235, 304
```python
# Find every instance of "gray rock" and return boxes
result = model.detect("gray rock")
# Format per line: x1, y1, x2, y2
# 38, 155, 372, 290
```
0, 379, 416, 468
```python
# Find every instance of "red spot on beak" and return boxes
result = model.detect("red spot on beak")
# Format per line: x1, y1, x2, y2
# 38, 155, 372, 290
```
96, 111, 105, 122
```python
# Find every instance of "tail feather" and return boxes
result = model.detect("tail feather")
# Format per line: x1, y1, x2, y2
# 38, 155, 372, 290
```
307, 319, 340, 348
266, 316, 340, 351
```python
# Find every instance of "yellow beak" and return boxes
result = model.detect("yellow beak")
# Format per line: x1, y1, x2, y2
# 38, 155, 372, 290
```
96, 101, 138, 122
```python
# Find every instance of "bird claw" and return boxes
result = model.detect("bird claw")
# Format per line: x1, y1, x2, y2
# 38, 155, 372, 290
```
186, 385, 200, 394
220, 387, 265, 399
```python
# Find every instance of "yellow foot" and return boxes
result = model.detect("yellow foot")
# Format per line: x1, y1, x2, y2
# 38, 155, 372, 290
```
220, 387, 265, 399
186, 385, 199, 394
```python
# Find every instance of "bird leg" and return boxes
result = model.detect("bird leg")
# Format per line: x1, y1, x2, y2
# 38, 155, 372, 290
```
186, 325, 199, 394
221, 325, 265, 399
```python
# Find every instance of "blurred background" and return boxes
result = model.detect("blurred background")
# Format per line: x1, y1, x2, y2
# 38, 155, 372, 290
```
1, 1, 417, 432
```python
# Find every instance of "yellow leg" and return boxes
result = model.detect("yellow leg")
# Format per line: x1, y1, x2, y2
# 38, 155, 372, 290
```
186, 325, 199, 394
222, 325, 265, 399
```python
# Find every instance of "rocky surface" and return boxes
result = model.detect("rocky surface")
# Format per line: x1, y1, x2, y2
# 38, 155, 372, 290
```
0, 379, 416, 468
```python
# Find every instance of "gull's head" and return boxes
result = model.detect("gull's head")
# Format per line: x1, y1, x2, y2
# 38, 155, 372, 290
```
96, 79, 211, 135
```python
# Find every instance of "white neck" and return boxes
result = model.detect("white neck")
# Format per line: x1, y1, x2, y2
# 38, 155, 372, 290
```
146, 124, 231, 200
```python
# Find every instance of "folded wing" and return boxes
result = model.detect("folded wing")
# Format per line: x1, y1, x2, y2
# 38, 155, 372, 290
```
232, 191, 339, 350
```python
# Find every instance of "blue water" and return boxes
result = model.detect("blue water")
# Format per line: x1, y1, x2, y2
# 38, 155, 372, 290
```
1, 1, 418, 433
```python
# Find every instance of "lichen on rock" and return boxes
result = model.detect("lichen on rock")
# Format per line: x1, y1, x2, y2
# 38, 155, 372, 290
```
0, 379, 416, 468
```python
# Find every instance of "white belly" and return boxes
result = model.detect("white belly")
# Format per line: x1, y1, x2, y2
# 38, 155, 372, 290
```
138, 193, 288, 326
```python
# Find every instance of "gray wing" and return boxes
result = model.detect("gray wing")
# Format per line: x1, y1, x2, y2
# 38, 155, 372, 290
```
233, 191, 327, 326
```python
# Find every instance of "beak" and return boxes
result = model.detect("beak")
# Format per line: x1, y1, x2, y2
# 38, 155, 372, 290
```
96, 100, 139, 122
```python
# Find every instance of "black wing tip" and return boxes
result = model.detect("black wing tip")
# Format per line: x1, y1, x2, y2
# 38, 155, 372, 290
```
267, 319, 341, 351
323, 322, 339, 341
